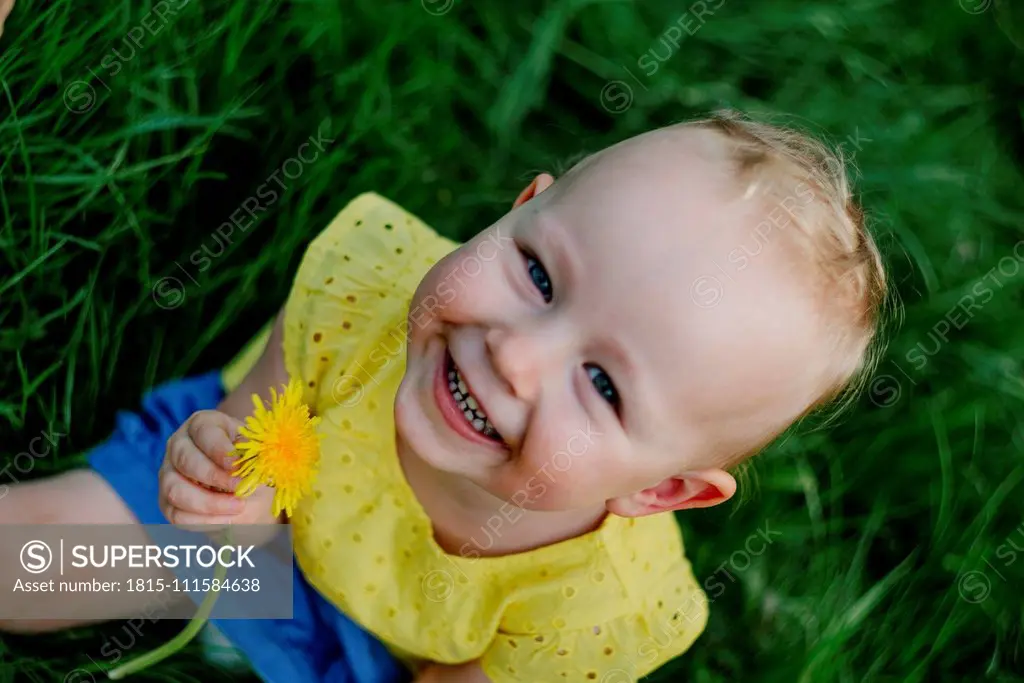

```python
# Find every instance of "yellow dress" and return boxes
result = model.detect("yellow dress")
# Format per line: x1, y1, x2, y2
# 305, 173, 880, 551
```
222, 192, 709, 682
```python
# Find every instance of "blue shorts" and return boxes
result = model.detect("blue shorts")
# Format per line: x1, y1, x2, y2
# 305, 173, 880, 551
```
87, 371, 409, 683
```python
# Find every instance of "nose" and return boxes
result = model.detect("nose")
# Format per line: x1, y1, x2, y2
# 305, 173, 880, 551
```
484, 321, 570, 402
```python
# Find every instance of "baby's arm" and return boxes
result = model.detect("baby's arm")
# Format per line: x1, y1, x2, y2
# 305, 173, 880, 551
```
217, 308, 291, 421
415, 660, 492, 683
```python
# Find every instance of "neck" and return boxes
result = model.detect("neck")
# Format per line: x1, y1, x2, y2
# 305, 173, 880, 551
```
397, 441, 609, 558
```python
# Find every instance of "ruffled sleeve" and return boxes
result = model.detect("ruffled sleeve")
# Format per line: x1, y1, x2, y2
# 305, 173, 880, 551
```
481, 561, 708, 683
281, 192, 457, 416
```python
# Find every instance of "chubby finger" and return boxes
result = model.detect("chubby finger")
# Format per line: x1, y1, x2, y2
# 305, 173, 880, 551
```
188, 411, 245, 470
161, 468, 245, 516
164, 508, 247, 528
167, 432, 239, 492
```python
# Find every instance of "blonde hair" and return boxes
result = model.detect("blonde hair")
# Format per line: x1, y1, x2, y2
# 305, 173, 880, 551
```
687, 110, 891, 467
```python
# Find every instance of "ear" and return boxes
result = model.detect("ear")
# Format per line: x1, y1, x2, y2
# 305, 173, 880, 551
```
607, 469, 737, 518
513, 173, 555, 209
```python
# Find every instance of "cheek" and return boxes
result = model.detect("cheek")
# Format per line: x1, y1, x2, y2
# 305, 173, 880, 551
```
407, 254, 460, 341
506, 413, 612, 508
410, 240, 508, 328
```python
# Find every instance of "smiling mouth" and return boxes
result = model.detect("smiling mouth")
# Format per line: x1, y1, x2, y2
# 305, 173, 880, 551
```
445, 352, 504, 442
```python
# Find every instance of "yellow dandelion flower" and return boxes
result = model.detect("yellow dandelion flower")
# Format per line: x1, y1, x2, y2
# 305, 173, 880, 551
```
232, 378, 322, 518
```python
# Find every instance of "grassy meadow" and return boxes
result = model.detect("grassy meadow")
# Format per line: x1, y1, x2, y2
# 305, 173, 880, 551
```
2, 0, 1024, 681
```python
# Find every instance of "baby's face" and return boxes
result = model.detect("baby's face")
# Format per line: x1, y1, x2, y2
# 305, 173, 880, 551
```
396, 128, 830, 514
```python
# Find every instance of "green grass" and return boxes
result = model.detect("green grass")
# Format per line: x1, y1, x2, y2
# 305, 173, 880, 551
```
2, 0, 1024, 681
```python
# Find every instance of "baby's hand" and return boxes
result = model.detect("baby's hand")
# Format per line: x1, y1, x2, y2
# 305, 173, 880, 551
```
159, 410, 278, 526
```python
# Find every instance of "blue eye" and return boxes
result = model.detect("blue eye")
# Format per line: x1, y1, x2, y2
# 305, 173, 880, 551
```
524, 252, 553, 303
586, 364, 620, 410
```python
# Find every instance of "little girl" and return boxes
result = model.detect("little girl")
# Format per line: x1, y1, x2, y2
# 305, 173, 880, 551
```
0, 112, 887, 683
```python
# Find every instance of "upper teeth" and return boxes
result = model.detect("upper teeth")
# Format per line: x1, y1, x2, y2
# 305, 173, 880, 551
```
448, 362, 501, 440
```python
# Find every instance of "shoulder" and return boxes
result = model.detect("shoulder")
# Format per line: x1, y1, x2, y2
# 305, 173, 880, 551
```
303, 191, 458, 269
482, 514, 708, 682
604, 514, 709, 669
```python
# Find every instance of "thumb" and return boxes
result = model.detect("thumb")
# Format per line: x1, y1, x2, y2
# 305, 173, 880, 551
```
224, 414, 247, 445
195, 410, 248, 470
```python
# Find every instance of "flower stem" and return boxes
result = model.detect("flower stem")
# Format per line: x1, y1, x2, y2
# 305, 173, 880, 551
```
107, 539, 230, 680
